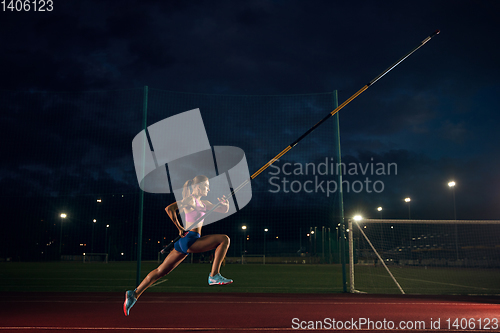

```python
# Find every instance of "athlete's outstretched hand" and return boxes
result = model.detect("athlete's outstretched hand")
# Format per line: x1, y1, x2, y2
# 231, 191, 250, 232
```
217, 195, 229, 209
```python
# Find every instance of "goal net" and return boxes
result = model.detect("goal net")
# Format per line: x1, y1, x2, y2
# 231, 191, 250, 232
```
349, 219, 500, 295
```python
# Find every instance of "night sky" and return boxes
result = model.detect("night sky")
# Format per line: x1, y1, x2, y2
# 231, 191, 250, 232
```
1, 0, 500, 259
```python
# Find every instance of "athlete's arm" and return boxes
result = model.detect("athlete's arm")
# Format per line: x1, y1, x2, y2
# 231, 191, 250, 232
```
165, 202, 186, 236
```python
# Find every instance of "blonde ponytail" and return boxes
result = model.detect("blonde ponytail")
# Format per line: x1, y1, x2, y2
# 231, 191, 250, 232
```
182, 179, 193, 200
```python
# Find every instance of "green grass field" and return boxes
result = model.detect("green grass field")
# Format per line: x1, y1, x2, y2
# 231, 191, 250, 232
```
1, 262, 498, 295
353, 265, 500, 295
0, 261, 345, 293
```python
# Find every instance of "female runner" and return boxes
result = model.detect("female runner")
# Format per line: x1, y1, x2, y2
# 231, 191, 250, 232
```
124, 175, 232, 316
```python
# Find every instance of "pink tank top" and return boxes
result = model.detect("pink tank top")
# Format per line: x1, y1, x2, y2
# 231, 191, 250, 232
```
185, 197, 207, 223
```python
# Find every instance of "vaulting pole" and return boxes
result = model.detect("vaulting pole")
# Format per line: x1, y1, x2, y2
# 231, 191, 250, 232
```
161, 30, 440, 254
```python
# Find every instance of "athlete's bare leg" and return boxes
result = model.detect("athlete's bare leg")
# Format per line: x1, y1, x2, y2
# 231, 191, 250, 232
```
187, 234, 230, 276
135, 249, 187, 299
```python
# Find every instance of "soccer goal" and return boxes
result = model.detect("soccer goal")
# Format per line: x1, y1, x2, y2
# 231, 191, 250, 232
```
348, 219, 500, 295
83, 253, 109, 263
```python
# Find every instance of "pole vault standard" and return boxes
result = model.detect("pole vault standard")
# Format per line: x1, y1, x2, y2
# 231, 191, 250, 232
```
161, 30, 440, 254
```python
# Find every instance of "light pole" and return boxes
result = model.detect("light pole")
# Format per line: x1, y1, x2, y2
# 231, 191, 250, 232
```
94, 198, 102, 258
309, 227, 313, 254
377, 207, 383, 250
448, 181, 459, 260
404, 198, 411, 219
322, 226, 325, 262
264, 228, 268, 263
349, 216, 363, 291
448, 181, 457, 220
59, 213, 67, 258
91, 219, 97, 254
336, 224, 340, 263
241, 225, 247, 259
314, 227, 318, 257
105, 224, 110, 255
404, 198, 412, 248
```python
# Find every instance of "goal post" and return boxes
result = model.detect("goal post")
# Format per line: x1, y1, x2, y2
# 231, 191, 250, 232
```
348, 219, 500, 295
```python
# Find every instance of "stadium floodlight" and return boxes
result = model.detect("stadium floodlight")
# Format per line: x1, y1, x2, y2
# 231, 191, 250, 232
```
404, 198, 411, 203
377, 207, 383, 219
353, 215, 363, 221
242, 225, 247, 230
448, 181, 456, 187
60, 213, 67, 218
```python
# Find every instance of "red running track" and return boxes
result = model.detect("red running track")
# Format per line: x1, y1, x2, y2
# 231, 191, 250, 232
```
1, 292, 499, 332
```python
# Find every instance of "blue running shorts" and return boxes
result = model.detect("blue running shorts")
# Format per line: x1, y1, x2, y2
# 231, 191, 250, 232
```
174, 231, 200, 255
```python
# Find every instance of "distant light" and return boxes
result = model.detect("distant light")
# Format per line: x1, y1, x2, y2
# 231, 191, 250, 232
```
242, 226, 247, 230
106, 224, 109, 228
307, 233, 310, 237
60, 213, 67, 218
353, 215, 363, 221
391, 225, 394, 229
311, 231, 315, 234
377, 207, 383, 211
264, 228, 268, 232
93, 219, 97, 223
405, 197, 411, 203
121, 253, 124, 256
448, 181, 456, 187
276, 236, 278, 239
97, 199, 102, 203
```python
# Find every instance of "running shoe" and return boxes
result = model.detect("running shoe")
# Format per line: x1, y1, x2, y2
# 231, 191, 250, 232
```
123, 290, 137, 316
208, 273, 233, 285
